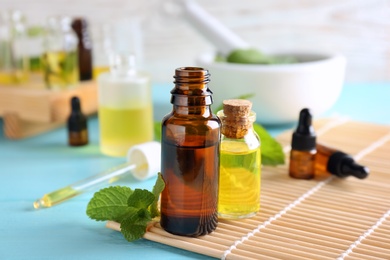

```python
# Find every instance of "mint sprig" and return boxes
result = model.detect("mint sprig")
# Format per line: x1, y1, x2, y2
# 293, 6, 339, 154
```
86, 173, 165, 242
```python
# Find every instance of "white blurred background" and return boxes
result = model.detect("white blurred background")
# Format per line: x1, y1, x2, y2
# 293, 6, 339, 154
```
2, 0, 390, 83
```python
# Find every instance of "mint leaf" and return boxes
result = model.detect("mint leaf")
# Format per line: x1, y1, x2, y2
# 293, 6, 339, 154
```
86, 186, 134, 222
253, 123, 285, 166
154, 122, 162, 141
150, 173, 165, 218
127, 189, 155, 209
227, 49, 266, 64
120, 208, 151, 242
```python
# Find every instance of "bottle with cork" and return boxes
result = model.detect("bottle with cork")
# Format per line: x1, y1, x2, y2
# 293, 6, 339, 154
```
217, 99, 261, 219
160, 67, 221, 237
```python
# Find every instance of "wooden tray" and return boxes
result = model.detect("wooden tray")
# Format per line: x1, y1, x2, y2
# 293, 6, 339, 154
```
0, 80, 97, 139
108, 118, 390, 259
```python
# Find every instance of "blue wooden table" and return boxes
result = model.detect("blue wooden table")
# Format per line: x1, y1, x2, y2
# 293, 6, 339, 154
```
0, 82, 389, 260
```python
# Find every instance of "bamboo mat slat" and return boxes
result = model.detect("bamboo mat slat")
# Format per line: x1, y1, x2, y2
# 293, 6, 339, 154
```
107, 118, 390, 260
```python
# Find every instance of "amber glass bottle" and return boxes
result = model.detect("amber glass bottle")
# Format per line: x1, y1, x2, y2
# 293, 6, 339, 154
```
289, 108, 316, 179
160, 67, 221, 237
71, 18, 92, 81
67, 96, 88, 146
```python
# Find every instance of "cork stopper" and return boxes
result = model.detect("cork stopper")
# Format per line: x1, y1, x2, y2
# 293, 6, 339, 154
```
219, 99, 253, 139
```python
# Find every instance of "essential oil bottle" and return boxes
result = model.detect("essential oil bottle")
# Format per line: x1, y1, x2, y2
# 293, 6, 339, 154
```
316, 143, 369, 179
289, 108, 316, 179
97, 54, 153, 157
217, 99, 261, 219
160, 67, 221, 237
67, 96, 88, 146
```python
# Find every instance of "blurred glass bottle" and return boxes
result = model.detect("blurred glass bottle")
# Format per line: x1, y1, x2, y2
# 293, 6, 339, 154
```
71, 17, 93, 81
0, 10, 29, 85
42, 16, 79, 90
97, 53, 153, 157
92, 23, 113, 79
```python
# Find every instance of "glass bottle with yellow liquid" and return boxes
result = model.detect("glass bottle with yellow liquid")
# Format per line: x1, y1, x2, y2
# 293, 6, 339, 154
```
42, 16, 78, 90
97, 53, 153, 157
0, 10, 29, 85
217, 99, 261, 219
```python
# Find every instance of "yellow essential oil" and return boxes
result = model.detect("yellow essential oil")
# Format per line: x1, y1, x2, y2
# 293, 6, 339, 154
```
41, 50, 78, 89
33, 186, 80, 209
99, 105, 153, 157
219, 141, 261, 218
93, 66, 109, 79
217, 99, 261, 219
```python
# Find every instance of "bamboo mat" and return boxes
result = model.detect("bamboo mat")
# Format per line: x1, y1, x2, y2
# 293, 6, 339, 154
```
107, 118, 390, 260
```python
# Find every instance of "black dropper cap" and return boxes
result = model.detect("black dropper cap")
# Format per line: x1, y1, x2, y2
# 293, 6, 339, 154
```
327, 152, 369, 179
291, 108, 316, 151
68, 96, 88, 132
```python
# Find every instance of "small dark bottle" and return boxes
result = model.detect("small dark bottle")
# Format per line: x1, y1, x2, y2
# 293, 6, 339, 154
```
160, 67, 221, 237
71, 18, 93, 81
316, 143, 369, 179
289, 108, 316, 179
67, 96, 88, 146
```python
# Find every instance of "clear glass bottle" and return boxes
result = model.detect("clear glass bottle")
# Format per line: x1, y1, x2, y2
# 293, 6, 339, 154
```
92, 23, 113, 79
97, 53, 153, 157
42, 16, 79, 90
0, 10, 29, 85
217, 99, 261, 219
160, 67, 221, 237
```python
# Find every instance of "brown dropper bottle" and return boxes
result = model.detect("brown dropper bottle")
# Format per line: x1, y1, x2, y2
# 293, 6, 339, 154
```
160, 67, 221, 237
289, 108, 316, 179
316, 143, 369, 179
71, 18, 93, 81
67, 96, 88, 146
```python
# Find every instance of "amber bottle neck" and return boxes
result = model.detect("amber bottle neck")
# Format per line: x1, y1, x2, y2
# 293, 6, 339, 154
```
170, 67, 213, 115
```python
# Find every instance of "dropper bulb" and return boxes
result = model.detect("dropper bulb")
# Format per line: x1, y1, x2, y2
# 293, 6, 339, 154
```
71, 96, 81, 112
297, 108, 314, 135
341, 161, 369, 179
291, 108, 316, 150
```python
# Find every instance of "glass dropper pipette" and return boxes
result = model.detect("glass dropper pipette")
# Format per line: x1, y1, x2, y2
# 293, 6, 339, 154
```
33, 141, 161, 209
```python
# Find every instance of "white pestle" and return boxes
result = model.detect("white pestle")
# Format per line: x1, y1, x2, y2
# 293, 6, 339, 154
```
177, 0, 250, 56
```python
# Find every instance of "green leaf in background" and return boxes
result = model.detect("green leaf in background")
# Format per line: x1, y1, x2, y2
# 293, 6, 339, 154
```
86, 186, 134, 222
227, 48, 270, 64
127, 189, 155, 209
253, 123, 285, 166
154, 122, 162, 142
150, 173, 165, 218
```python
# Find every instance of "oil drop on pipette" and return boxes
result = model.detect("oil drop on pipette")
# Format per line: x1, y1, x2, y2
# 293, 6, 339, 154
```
33, 141, 160, 209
